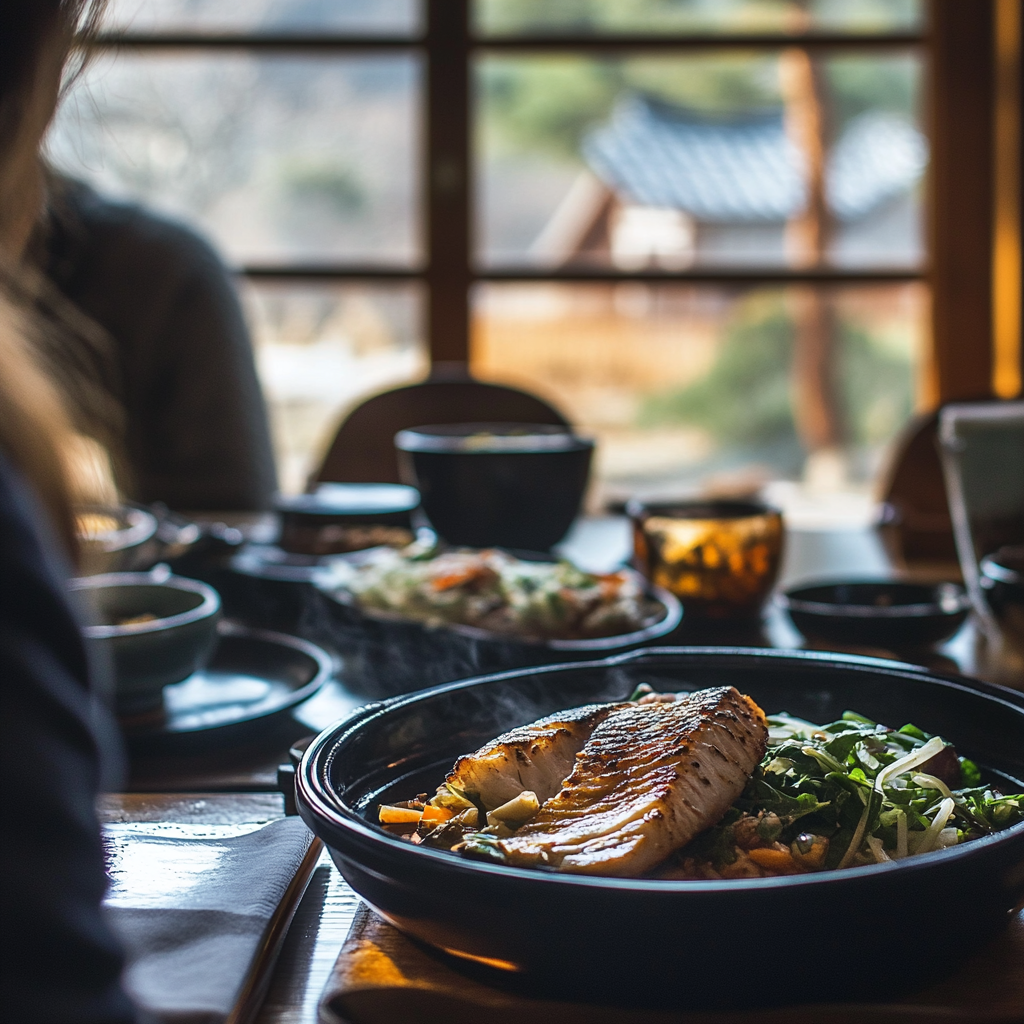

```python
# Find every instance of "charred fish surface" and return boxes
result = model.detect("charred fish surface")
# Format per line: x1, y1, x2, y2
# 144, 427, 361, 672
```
446, 703, 626, 809
476, 687, 767, 877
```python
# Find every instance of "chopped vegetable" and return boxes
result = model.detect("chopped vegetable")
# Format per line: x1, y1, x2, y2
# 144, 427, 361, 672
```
665, 710, 1023, 877
378, 805, 423, 825
746, 847, 802, 873
420, 805, 455, 826
486, 790, 540, 828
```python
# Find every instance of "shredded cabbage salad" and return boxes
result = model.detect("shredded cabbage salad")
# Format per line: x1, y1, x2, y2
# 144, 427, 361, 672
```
322, 543, 657, 640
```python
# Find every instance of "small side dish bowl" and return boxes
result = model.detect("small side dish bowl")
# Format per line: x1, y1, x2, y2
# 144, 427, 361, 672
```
628, 498, 784, 619
395, 423, 594, 551
981, 546, 1024, 653
71, 572, 221, 714
778, 579, 971, 649
75, 505, 158, 575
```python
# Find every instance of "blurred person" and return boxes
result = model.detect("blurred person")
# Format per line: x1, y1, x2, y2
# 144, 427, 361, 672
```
12, 27, 278, 511
30, 169, 279, 511
0, 3, 135, 1020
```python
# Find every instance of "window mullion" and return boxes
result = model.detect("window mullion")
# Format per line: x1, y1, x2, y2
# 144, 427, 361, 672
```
426, 0, 472, 366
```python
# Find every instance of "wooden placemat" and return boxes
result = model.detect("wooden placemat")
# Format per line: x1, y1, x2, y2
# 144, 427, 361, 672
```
320, 904, 1024, 1024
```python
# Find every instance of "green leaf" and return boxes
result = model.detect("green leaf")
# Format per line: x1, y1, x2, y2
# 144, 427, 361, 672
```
898, 723, 929, 741
959, 758, 982, 787
842, 711, 877, 727
824, 731, 864, 763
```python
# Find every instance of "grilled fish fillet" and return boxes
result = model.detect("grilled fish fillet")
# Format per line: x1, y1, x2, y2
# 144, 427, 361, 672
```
446, 703, 625, 809
480, 687, 767, 877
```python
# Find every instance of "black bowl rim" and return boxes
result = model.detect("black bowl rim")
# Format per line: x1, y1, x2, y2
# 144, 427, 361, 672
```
230, 543, 327, 581
75, 504, 158, 553
981, 551, 1023, 586
298, 646, 1024, 895
777, 579, 972, 620
274, 482, 420, 517
71, 572, 221, 637
315, 565, 683, 651
395, 422, 593, 454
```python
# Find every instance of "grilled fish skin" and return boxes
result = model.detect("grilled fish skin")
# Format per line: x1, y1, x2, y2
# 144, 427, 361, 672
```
481, 686, 767, 877
446, 703, 626, 809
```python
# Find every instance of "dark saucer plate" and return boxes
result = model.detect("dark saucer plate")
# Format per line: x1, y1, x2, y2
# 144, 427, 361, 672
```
119, 621, 332, 742
230, 543, 338, 583
314, 559, 682, 696
777, 578, 972, 649
296, 648, 1024, 1010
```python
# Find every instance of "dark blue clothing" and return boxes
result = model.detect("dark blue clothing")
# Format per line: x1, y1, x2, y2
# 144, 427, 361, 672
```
43, 178, 277, 511
0, 455, 134, 1023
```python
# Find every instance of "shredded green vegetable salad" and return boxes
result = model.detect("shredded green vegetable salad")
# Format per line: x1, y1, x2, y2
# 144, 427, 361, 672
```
663, 709, 1023, 878
321, 543, 657, 640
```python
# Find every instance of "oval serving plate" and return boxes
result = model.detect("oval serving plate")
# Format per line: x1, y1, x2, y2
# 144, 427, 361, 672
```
313, 557, 682, 697
297, 648, 1024, 1010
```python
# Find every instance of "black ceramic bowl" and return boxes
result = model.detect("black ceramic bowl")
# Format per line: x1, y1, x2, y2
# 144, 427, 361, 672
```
75, 504, 159, 576
981, 546, 1024, 654
297, 649, 1024, 1009
777, 579, 971, 649
71, 572, 221, 713
395, 423, 594, 551
314, 565, 681, 696
275, 483, 419, 555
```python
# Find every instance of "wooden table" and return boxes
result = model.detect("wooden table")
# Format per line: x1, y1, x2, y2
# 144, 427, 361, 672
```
105, 522, 1024, 1024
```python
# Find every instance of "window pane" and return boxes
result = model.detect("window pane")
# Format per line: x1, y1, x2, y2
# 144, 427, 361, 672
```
473, 282, 925, 523
476, 53, 924, 269
106, 0, 422, 36
476, 0, 922, 36
243, 281, 426, 493
48, 53, 421, 266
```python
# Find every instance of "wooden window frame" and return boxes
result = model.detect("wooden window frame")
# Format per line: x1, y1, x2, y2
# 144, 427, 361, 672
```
94, 0, 1017, 403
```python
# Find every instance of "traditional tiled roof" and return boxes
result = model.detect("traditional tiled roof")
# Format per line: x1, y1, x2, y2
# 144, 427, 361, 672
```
582, 97, 926, 223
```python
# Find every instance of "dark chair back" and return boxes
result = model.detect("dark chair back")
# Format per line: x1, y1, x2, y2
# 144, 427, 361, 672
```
875, 399, 1015, 575
312, 379, 569, 485
875, 410, 957, 571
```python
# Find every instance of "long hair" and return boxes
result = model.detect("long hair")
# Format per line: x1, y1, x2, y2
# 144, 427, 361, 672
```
0, 1, 108, 557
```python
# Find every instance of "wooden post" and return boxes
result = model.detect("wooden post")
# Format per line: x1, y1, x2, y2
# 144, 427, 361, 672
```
927, 0, 996, 404
993, 0, 1022, 399
425, 0, 471, 369
780, 46, 843, 454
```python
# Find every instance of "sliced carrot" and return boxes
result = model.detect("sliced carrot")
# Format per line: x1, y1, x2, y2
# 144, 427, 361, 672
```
379, 805, 423, 824
420, 805, 454, 825
431, 568, 481, 591
597, 572, 625, 597
746, 847, 803, 874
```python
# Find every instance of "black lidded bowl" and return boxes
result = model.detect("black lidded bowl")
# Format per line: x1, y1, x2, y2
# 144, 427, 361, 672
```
777, 579, 972, 649
275, 482, 419, 555
297, 648, 1024, 1010
313, 565, 681, 697
394, 423, 594, 552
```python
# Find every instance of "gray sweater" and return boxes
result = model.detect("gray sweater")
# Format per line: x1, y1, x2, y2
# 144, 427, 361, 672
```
43, 178, 277, 511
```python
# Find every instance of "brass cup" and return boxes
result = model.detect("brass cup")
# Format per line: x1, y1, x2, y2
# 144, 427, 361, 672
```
628, 499, 784, 620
